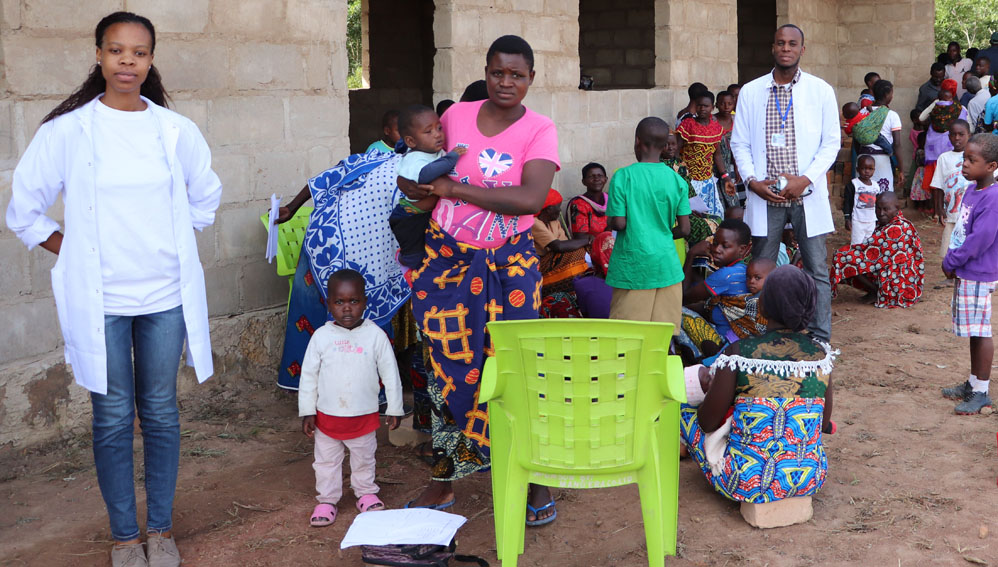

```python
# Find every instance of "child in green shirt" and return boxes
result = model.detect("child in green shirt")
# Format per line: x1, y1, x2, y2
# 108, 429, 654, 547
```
607, 117, 692, 335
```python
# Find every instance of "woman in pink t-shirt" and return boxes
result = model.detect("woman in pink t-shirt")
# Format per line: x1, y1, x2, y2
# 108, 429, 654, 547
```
401, 35, 561, 525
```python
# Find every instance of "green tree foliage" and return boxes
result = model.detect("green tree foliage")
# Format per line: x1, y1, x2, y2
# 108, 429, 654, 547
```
935, 0, 998, 54
347, 0, 364, 89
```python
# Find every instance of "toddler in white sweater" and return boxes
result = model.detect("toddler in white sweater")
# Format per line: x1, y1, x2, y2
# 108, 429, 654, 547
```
298, 269, 403, 527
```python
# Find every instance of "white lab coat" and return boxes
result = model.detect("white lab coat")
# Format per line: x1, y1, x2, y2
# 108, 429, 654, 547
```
730, 69, 841, 238
5, 96, 222, 394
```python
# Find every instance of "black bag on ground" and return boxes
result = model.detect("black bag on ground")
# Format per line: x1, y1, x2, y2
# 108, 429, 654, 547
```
360, 539, 488, 567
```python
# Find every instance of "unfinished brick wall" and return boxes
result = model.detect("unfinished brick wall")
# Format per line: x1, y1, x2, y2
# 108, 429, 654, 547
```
654, 0, 739, 93
778, 0, 840, 88
579, 0, 656, 90
0, 0, 349, 446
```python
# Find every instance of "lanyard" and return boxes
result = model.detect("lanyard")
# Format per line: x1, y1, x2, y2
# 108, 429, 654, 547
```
773, 87, 793, 131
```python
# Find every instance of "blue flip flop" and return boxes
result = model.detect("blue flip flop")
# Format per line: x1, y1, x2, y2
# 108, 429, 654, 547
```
405, 498, 456, 511
526, 499, 557, 527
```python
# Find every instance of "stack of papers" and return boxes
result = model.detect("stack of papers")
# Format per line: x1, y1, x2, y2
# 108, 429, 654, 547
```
265, 193, 280, 263
340, 509, 467, 548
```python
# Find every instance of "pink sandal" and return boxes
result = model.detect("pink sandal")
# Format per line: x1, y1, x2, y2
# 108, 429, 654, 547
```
310, 503, 337, 527
356, 494, 386, 513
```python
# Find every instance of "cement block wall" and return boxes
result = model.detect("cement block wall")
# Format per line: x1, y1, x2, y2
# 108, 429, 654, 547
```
654, 0, 739, 92
0, 0, 349, 448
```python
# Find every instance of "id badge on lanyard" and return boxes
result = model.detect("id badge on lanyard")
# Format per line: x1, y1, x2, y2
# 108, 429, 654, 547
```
772, 87, 792, 148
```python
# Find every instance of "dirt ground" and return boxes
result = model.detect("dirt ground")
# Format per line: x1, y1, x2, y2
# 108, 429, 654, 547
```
1, 209, 996, 567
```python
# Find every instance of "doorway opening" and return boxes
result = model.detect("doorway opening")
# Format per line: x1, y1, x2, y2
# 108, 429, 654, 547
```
737, 0, 776, 84
347, 0, 435, 154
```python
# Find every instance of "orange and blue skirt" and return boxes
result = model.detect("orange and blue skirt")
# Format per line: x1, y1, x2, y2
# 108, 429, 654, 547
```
411, 221, 541, 480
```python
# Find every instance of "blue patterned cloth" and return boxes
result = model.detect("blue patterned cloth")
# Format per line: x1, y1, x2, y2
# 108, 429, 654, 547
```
680, 397, 827, 503
277, 152, 410, 389
304, 151, 410, 322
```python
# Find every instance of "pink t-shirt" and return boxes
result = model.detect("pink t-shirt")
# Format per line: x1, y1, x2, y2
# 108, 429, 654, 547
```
433, 100, 560, 248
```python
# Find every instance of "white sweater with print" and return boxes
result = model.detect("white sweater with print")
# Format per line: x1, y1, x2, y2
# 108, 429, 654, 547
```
298, 319, 403, 418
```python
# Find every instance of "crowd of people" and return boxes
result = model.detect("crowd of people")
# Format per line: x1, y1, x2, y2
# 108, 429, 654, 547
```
6, 10, 998, 567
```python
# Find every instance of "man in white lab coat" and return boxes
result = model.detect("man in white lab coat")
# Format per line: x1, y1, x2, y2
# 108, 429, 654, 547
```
730, 24, 841, 342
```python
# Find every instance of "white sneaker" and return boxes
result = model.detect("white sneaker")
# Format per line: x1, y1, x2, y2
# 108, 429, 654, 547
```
111, 543, 148, 567
146, 533, 182, 567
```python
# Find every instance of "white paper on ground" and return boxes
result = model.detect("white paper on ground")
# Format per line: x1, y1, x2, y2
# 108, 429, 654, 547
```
265, 193, 280, 263
340, 509, 467, 548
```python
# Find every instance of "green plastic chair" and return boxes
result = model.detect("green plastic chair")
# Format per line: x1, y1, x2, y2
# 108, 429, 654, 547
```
481, 319, 686, 567
259, 206, 313, 299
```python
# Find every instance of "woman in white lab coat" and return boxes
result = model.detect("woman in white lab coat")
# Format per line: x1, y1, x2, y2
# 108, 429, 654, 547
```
5, 11, 221, 567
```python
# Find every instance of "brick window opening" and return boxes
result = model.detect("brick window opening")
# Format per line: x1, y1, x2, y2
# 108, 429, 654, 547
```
578, 0, 655, 90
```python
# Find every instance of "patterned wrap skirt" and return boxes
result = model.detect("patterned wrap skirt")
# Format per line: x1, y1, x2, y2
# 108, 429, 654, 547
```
538, 247, 589, 318
680, 397, 827, 503
411, 220, 542, 481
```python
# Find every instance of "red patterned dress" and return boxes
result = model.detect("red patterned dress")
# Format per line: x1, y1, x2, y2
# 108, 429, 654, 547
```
676, 116, 725, 217
831, 213, 924, 308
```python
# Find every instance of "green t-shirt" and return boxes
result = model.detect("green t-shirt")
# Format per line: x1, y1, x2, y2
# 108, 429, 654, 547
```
605, 162, 691, 289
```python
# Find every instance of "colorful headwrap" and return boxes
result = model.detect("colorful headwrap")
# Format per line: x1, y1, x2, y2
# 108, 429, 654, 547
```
859, 94, 875, 108
543, 188, 563, 210
940, 78, 958, 96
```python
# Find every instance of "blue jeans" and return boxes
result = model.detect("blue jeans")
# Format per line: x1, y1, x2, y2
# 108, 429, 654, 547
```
91, 305, 186, 541
754, 203, 832, 342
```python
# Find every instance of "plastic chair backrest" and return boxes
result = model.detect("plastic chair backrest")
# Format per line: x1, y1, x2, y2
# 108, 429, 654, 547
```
259, 206, 313, 277
483, 319, 684, 475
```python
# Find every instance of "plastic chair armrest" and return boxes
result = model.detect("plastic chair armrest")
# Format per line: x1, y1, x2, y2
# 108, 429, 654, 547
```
658, 354, 688, 403
479, 357, 503, 403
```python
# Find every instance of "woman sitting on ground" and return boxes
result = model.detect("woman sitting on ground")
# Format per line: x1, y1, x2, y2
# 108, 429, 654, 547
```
566, 162, 609, 237
831, 192, 924, 308
680, 265, 836, 503
532, 189, 591, 318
